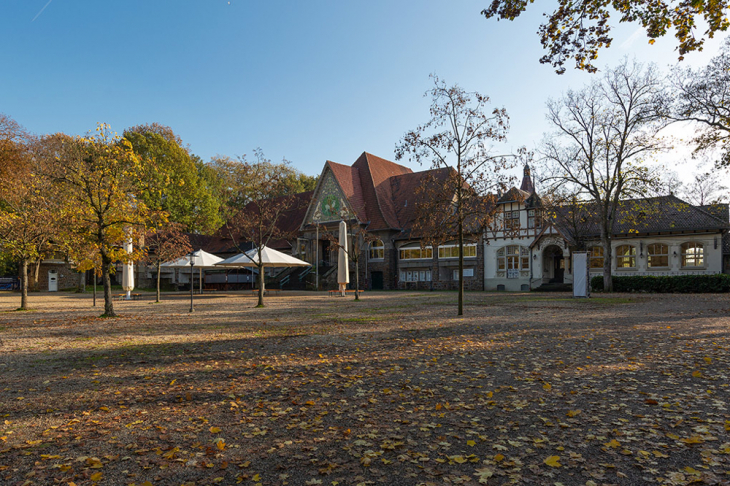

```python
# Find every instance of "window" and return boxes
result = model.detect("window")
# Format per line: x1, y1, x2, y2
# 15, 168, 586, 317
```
589, 246, 604, 269
438, 243, 477, 259
497, 246, 529, 278
681, 242, 704, 268
647, 243, 668, 268
504, 210, 520, 230
399, 245, 433, 260
399, 270, 432, 282
528, 209, 543, 230
615, 245, 636, 268
369, 239, 384, 260
453, 268, 475, 280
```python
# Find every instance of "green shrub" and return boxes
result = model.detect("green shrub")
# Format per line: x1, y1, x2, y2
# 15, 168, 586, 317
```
591, 274, 730, 293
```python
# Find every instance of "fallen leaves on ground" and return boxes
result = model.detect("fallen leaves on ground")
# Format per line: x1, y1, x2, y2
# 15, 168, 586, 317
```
0, 291, 728, 485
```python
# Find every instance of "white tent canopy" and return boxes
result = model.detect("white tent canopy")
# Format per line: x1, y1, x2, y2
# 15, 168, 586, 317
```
216, 246, 311, 268
161, 249, 224, 294
161, 249, 224, 269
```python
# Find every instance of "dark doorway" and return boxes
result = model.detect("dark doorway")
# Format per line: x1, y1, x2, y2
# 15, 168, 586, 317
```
552, 256, 564, 283
321, 240, 331, 266
371, 271, 384, 290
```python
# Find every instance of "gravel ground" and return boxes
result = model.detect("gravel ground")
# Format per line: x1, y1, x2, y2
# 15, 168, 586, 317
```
0, 290, 728, 486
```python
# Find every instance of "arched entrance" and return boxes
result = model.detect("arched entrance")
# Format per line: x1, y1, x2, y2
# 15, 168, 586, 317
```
543, 245, 565, 283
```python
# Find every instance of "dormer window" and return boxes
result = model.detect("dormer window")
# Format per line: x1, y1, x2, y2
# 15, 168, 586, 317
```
504, 210, 520, 230
527, 209, 542, 229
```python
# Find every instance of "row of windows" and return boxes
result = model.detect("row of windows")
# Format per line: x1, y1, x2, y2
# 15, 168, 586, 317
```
382, 243, 478, 261
589, 242, 705, 269
503, 209, 543, 230
399, 269, 475, 282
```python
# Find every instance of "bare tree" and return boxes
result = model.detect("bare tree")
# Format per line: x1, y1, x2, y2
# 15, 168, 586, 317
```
541, 59, 665, 291
667, 38, 730, 168
396, 75, 514, 316
144, 222, 192, 303
224, 150, 304, 307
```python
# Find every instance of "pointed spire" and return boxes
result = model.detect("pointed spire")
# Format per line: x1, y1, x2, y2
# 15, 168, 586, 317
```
520, 163, 534, 193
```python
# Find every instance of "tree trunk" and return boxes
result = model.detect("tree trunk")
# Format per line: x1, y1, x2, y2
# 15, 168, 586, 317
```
458, 219, 464, 316
32, 259, 41, 291
257, 266, 265, 307
602, 235, 613, 292
19, 258, 28, 311
354, 259, 360, 301
101, 253, 116, 317
156, 262, 161, 303
78, 271, 86, 293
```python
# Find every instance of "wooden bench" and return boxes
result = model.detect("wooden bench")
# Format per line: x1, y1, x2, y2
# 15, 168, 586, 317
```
114, 293, 142, 301
328, 289, 365, 297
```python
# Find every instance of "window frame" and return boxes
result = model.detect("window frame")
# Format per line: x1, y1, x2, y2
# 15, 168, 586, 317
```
647, 243, 669, 268
497, 245, 529, 277
369, 239, 385, 260
615, 245, 636, 269
588, 246, 604, 269
399, 244, 433, 261
438, 242, 477, 259
504, 210, 520, 230
681, 242, 704, 268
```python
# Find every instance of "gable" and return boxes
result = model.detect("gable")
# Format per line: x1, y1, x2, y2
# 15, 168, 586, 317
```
303, 167, 355, 225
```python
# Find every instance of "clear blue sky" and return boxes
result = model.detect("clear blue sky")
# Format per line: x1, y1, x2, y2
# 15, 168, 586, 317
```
2, 0, 727, 178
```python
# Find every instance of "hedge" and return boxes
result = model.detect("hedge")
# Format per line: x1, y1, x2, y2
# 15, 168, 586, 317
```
591, 274, 730, 293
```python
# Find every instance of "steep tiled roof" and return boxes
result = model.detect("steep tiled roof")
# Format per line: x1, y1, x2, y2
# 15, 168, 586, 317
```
390, 167, 453, 230
699, 203, 729, 223
352, 152, 413, 230
498, 187, 531, 204
520, 164, 534, 193
555, 195, 729, 239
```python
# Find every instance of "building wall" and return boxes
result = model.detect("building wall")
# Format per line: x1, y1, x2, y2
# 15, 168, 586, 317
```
36, 262, 79, 291
585, 234, 724, 277
395, 237, 485, 291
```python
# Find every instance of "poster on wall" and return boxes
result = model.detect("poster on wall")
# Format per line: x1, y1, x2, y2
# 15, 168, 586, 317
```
572, 252, 590, 298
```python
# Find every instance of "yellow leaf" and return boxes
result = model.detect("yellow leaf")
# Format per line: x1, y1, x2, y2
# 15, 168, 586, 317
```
90, 472, 102, 482
692, 370, 702, 378
467, 440, 476, 447
494, 453, 505, 462
435, 403, 442, 410
652, 450, 669, 458
543, 383, 552, 391
143, 482, 153, 486
210, 426, 221, 433
216, 439, 226, 450
704, 357, 712, 364
604, 439, 621, 448
252, 473, 260, 481
566, 410, 581, 417
681, 436, 704, 444
543, 455, 561, 467
725, 421, 730, 432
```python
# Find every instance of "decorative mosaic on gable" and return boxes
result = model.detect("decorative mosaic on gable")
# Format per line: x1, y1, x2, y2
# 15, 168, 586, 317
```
307, 170, 352, 223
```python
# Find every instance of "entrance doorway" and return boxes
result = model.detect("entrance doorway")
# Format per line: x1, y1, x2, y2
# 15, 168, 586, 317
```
48, 270, 58, 292
371, 271, 384, 290
543, 245, 565, 283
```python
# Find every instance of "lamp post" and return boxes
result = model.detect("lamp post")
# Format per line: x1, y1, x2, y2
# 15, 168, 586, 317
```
315, 218, 320, 291
189, 252, 195, 313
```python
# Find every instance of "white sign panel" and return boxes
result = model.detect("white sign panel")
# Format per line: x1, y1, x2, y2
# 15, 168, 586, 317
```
572, 252, 590, 298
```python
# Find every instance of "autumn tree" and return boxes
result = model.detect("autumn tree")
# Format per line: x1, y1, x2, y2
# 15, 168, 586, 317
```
224, 150, 305, 307
482, 0, 730, 74
540, 60, 665, 291
124, 123, 222, 233
208, 153, 317, 214
41, 125, 152, 317
396, 76, 513, 316
665, 38, 730, 168
144, 221, 192, 303
0, 121, 63, 310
